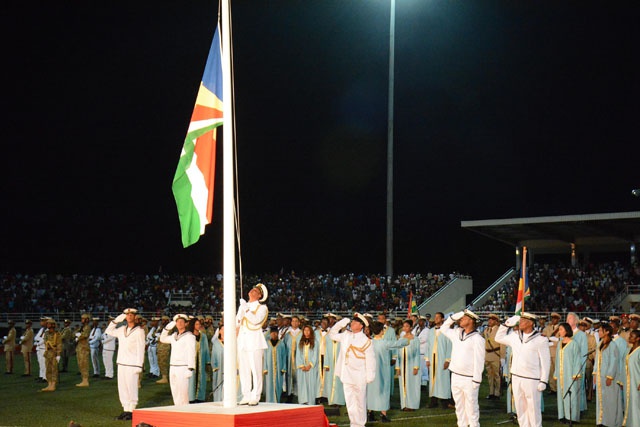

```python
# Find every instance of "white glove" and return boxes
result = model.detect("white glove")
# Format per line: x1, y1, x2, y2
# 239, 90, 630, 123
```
239, 298, 247, 307
75, 332, 81, 337
505, 315, 521, 327
337, 317, 350, 328
185, 369, 193, 379
537, 382, 546, 392
165, 321, 176, 331
135, 367, 143, 375
56, 356, 60, 363
114, 313, 127, 323
472, 382, 480, 390
451, 311, 464, 321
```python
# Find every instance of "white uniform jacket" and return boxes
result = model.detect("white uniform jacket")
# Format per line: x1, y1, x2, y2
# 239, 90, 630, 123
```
441, 317, 485, 384
160, 329, 196, 370
328, 318, 376, 385
236, 300, 268, 351
495, 325, 550, 384
105, 322, 145, 369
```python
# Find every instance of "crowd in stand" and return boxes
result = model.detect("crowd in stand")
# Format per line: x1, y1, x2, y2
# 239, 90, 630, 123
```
0, 271, 461, 317
478, 261, 639, 314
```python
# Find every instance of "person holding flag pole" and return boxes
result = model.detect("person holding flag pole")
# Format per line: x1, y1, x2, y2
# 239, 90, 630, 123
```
495, 246, 551, 427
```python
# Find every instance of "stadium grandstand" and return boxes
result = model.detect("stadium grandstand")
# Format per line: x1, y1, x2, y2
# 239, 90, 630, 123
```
1, 211, 639, 329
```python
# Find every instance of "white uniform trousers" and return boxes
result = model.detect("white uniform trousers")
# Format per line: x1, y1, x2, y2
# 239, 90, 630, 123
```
103, 349, 115, 378
451, 372, 480, 427
117, 364, 141, 412
512, 376, 542, 427
344, 382, 367, 427
90, 347, 101, 375
238, 348, 264, 402
420, 353, 429, 386
148, 346, 159, 376
37, 349, 46, 380
169, 365, 191, 406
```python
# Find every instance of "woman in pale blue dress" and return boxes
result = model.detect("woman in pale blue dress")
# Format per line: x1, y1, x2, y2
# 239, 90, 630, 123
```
554, 322, 581, 423
397, 320, 421, 411
594, 323, 622, 427
296, 325, 319, 405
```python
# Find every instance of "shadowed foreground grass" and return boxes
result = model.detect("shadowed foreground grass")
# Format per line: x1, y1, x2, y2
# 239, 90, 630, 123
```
1, 354, 598, 426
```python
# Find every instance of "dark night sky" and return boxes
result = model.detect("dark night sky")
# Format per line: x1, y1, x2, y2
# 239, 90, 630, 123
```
2, 1, 639, 288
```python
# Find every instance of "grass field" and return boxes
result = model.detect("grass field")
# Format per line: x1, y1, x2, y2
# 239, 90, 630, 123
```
1, 354, 599, 426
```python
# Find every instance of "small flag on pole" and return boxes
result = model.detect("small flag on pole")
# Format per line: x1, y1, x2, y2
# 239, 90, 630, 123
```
172, 25, 223, 248
515, 246, 529, 315
407, 290, 417, 318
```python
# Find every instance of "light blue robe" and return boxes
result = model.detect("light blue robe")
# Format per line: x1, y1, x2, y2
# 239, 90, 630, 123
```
398, 337, 421, 410
188, 333, 211, 402
210, 339, 225, 401
594, 342, 622, 427
283, 329, 302, 396
426, 327, 452, 399
324, 333, 345, 405
296, 342, 319, 404
613, 336, 628, 427
572, 329, 588, 411
383, 325, 398, 397
623, 346, 640, 427
555, 339, 581, 422
367, 337, 408, 411
263, 338, 287, 403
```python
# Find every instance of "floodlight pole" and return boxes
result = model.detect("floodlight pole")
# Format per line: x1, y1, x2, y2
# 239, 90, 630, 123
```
386, 0, 395, 279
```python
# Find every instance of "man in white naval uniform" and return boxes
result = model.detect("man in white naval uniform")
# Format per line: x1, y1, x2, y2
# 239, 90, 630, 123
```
101, 321, 116, 379
495, 312, 550, 427
441, 309, 485, 427
146, 317, 160, 378
105, 308, 146, 421
236, 283, 269, 406
160, 313, 196, 406
34, 317, 47, 382
329, 313, 376, 427
89, 317, 102, 378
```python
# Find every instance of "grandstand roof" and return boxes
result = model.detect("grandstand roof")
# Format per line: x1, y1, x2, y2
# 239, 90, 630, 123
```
461, 211, 640, 254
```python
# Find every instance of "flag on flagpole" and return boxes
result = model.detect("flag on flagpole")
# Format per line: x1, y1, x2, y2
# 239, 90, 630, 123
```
407, 290, 417, 318
172, 25, 224, 247
515, 246, 529, 315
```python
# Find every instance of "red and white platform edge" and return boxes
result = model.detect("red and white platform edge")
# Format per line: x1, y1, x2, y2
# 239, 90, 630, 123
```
132, 402, 329, 427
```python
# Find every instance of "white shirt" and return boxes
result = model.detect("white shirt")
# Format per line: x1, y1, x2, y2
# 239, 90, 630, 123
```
160, 329, 196, 369
441, 317, 485, 383
329, 318, 376, 385
495, 325, 550, 383
105, 322, 145, 368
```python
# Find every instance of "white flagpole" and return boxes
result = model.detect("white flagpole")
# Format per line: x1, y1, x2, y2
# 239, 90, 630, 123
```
220, 0, 237, 408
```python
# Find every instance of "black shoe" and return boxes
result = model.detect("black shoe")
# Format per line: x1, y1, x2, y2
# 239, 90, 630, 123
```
115, 412, 127, 420
368, 412, 376, 422
22, 374, 31, 377
380, 414, 391, 423
122, 412, 132, 420
4, 372, 12, 375
93, 374, 100, 378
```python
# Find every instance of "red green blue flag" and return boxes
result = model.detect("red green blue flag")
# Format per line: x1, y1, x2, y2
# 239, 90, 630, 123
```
172, 25, 223, 247
515, 246, 530, 315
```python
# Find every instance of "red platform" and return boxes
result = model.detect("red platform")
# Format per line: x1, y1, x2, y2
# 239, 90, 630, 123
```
132, 402, 329, 427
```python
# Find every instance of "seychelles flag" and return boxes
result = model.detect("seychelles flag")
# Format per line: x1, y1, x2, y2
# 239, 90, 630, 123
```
172, 25, 223, 248
515, 246, 530, 315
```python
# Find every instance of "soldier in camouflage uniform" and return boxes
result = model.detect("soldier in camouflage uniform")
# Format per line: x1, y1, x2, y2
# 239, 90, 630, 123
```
59, 319, 75, 373
76, 313, 92, 387
3, 320, 16, 374
41, 318, 62, 392
156, 315, 171, 384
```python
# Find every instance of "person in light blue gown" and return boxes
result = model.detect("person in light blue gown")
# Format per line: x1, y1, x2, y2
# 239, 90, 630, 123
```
397, 320, 421, 411
296, 325, 319, 405
263, 326, 287, 403
188, 318, 211, 403
623, 329, 640, 427
554, 322, 582, 423
366, 321, 408, 423
594, 323, 622, 427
